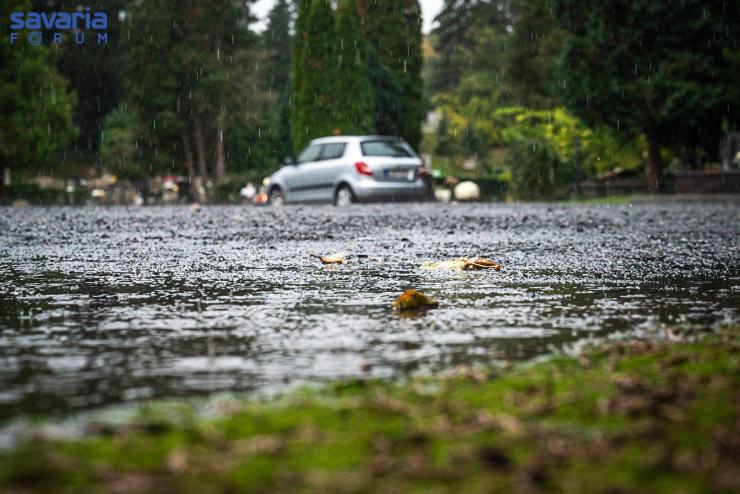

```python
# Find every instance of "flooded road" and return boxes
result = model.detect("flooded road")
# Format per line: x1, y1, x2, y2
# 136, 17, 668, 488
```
1, 201, 738, 420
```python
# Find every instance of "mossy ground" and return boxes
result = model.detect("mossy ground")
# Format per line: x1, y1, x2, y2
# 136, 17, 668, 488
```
1, 328, 738, 493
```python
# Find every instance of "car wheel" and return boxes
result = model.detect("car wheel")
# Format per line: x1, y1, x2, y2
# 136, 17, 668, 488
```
334, 185, 354, 206
269, 187, 285, 206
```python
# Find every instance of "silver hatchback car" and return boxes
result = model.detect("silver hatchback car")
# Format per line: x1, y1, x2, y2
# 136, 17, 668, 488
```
266, 136, 428, 206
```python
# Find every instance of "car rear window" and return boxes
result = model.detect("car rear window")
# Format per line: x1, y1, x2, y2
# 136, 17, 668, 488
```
361, 140, 415, 157
320, 143, 346, 160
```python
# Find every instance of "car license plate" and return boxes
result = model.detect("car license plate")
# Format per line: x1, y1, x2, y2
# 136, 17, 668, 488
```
386, 169, 414, 181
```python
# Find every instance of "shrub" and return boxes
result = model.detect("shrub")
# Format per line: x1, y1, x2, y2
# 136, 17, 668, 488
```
508, 138, 578, 200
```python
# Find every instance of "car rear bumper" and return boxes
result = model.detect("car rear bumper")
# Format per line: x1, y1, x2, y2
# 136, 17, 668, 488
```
352, 178, 430, 202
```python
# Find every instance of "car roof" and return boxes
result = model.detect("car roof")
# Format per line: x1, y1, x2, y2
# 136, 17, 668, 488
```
308, 135, 402, 145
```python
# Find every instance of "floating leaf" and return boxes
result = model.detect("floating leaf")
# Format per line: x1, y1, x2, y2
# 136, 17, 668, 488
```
392, 289, 439, 311
420, 257, 503, 271
466, 258, 503, 270
311, 252, 346, 264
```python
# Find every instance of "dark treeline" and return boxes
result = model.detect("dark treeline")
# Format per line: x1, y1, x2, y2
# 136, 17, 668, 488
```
425, 0, 739, 196
1, 0, 738, 201
1, 0, 424, 202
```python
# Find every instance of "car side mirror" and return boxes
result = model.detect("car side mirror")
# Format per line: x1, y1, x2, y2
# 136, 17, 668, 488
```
282, 157, 296, 167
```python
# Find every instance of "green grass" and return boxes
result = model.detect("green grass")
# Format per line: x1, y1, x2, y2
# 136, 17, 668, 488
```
1, 327, 738, 493
563, 194, 643, 205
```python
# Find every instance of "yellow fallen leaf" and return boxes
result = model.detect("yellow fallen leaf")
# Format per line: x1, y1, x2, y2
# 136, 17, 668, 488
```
420, 257, 502, 271
420, 259, 468, 271
467, 258, 503, 270
392, 289, 439, 311
311, 252, 346, 264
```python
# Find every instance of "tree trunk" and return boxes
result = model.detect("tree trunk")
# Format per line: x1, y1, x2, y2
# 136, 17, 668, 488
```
192, 114, 209, 200
181, 131, 199, 203
213, 35, 226, 184
645, 131, 663, 193
214, 109, 226, 183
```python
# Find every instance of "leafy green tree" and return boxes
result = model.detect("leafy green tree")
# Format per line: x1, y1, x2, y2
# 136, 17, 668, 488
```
121, 0, 186, 180
447, 25, 510, 107
101, 106, 149, 181
462, 123, 483, 156
263, 0, 292, 98
189, 0, 259, 182
552, 0, 736, 191
725, 48, 740, 133
427, 0, 563, 111
333, 0, 374, 135
498, 108, 591, 199
0, 0, 78, 198
427, 0, 477, 94
428, 1, 510, 105
32, 0, 124, 169
508, 138, 565, 200
503, 0, 563, 109
119, 0, 260, 198
435, 113, 456, 156
433, 99, 642, 197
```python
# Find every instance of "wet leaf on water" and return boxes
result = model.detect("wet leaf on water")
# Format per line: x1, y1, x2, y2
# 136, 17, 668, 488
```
311, 252, 346, 264
393, 289, 439, 311
420, 257, 503, 271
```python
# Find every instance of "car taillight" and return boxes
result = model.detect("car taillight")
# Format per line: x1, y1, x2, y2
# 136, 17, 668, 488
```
354, 161, 373, 176
418, 161, 427, 176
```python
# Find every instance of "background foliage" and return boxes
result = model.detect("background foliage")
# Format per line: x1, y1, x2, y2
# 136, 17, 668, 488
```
1, 0, 738, 201
0, 0, 78, 194
425, 0, 740, 198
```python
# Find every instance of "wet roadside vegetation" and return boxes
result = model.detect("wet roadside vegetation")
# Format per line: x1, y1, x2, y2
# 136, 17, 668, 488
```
1, 325, 738, 493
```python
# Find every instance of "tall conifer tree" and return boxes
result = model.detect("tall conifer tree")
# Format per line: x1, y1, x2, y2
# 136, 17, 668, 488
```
334, 0, 375, 135
290, 0, 311, 153
292, 0, 338, 151
360, 0, 423, 147
263, 0, 293, 159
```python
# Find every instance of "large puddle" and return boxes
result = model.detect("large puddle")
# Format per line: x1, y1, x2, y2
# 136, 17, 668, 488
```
1, 201, 738, 419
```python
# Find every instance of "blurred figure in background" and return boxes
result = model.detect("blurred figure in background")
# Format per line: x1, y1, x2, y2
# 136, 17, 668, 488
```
240, 182, 257, 204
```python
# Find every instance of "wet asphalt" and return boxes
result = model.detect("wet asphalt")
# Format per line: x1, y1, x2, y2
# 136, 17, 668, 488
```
0, 200, 738, 419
